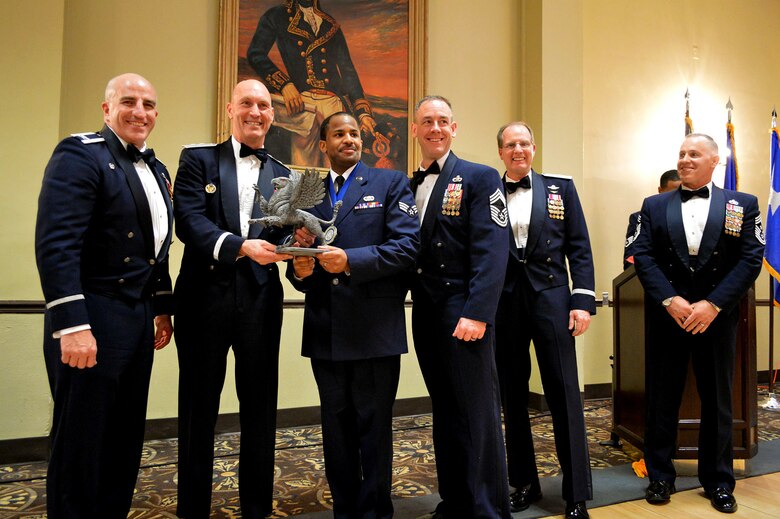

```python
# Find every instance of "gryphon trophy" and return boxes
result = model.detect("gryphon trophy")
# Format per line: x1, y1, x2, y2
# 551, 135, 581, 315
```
249, 168, 342, 255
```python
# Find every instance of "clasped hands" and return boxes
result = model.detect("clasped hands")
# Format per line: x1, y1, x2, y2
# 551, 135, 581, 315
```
665, 296, 718, 334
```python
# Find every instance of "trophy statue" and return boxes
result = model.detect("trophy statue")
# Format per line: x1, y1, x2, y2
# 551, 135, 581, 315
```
248, 168, 342, 256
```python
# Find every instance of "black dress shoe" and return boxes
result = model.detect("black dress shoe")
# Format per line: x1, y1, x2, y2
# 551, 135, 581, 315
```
565, 501, 589, 519
645, 480, 675, 503
509, 484, 542, 512
705, 487, 738, 513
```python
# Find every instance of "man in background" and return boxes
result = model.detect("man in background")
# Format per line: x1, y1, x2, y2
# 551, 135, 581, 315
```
36, 72, 174, 517
623, 169, 681, 268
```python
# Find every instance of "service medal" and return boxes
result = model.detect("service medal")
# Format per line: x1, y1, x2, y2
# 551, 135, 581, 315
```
725, 201, 743, 237
442, 183, 463, 216
547, 193, 564, 220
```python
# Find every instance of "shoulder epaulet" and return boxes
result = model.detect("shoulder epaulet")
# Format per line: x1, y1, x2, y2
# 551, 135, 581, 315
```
71, 132, 105, 144
541, 173, 573, 180
182, 142, 217, 148
267, 154, 291, 171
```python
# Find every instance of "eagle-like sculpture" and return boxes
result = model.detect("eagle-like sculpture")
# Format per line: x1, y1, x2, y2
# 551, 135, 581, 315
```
249, 168, 342, 245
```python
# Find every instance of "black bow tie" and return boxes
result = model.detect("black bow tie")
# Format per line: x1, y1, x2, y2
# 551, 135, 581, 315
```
239, 143, 268, 164
127, 144, 156, 167
410, 161, 440, 192
680, 186, 709, 202
505, 175, 531, 193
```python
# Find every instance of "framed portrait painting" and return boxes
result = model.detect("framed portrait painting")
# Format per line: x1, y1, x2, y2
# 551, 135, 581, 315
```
217, 0, 427, 172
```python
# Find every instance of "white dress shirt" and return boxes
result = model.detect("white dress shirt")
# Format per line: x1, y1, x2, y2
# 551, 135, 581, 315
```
681, 181, 714, 255
329, 163, 357, 199
414, 151, 450, 224
506, 177, 533, 248
213, 137, 266, 260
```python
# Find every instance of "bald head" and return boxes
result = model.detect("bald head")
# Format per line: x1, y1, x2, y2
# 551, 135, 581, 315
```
227, 80, 274, 148
102, 73, 158, 147
104, 73, 156, 103
677, 133, 720, 189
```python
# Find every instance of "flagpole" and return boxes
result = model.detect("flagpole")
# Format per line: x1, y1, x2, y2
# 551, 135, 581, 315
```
763, 107, 779, 410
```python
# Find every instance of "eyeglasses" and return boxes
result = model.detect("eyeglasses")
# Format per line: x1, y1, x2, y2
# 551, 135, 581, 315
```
502, 141, 534, 151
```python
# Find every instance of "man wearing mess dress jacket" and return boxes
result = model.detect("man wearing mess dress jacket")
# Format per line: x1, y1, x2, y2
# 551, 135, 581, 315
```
634, 133, 764, 514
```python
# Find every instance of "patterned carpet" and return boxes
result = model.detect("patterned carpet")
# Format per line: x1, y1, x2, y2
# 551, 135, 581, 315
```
3, 398, 780, 518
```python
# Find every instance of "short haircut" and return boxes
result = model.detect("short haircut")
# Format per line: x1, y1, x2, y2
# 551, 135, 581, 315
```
685, 133, 719, 154
414, 95, 453, 118
319, 111, 355, 141
659, 169, 680, 189
496, 121, 535, 147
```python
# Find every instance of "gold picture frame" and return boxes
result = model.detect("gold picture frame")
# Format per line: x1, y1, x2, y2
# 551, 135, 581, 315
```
216, 0, 427, 172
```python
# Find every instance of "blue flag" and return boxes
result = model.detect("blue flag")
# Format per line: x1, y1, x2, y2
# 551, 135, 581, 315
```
764, 127, 780, 306
724, 122, 739, 191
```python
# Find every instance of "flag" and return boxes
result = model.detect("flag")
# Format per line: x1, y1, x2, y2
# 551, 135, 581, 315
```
764, 126, 780, 306
724, 122, 739, 190
685, 89, 693, 135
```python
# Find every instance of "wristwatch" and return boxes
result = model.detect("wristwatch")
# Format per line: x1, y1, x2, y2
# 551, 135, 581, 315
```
662, 297, 675, 307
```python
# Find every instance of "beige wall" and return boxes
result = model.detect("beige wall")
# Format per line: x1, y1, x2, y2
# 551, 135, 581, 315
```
3, 0, 780, 441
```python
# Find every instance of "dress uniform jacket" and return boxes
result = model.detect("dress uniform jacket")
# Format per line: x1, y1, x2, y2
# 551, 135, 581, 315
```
410, 152, 512, 518
35, 125, 174, 517
247, 0, 372, 119
623, 210, 641, 269
173, 138, 290, 519
290, 162, 419, 361
289, 162, 419, 518
495, 170, 595, 505
633, 186, 764, 492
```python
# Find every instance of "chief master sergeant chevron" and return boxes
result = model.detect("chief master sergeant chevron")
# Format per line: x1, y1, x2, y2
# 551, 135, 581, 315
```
35, 72, 174, 518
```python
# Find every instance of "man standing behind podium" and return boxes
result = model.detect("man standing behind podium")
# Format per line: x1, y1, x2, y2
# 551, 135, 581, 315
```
36, 72, 174, 517
173, 79, 297, 519
633, 133, 764, 514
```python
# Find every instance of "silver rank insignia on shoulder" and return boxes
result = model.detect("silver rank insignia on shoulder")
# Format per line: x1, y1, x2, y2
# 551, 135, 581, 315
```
72, 132, 105, 144
399, 201, 418, 217
489, 189, 508, 227
725, 201, 743, 236
442, 183, 463, 216
183, 142, 217, 148
547, 193, 564, 220
205, 183, 217, 194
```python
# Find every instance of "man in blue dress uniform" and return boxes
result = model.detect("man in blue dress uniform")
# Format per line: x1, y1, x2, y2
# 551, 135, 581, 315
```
409, 95, 512, 519
36, 72, 174, 518
634, 133, 764, 514
290, 111, 419, 518
493, 122, 595, 519
173, 79, 298, 519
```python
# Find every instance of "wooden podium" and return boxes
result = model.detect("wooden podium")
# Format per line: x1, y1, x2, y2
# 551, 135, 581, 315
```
611, 266, 758, 459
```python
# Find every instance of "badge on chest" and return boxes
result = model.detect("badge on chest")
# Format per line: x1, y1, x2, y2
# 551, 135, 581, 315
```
442, 182, 463, 216
725, 200, 743, 237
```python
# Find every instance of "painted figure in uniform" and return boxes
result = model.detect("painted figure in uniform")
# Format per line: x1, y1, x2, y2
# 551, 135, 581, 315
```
247, 0, 377, 168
